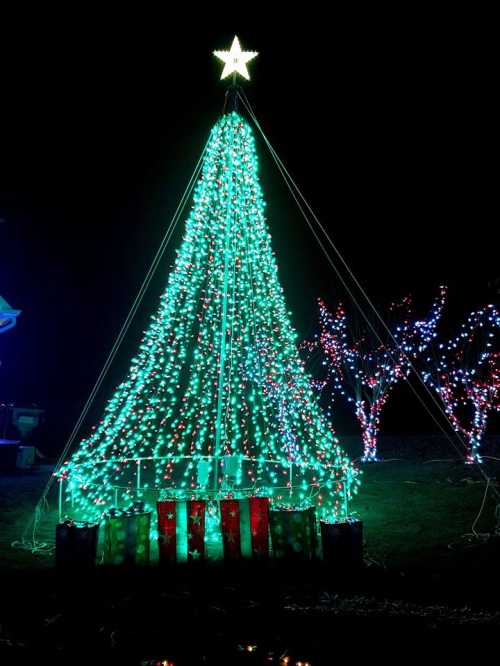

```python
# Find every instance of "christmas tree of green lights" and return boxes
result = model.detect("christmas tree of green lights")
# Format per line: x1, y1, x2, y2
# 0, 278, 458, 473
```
61, 109, 359, 522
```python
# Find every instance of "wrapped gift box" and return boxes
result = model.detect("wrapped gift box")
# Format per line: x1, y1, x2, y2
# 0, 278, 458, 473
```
0, 440, 19, 472
320, 519, 363, 568
103, 504, 151, 566
269, 507, 317, 560
157, 499, 206, 563
220, 497, 269, 560
56, 520, 98, 568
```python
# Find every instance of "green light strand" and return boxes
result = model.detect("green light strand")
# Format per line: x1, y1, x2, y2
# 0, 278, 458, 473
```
60, 112, 360, 522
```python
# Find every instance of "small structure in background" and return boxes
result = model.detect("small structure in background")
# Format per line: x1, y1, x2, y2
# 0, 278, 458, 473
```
0, 405, 44, 472
0, 293, 37, 472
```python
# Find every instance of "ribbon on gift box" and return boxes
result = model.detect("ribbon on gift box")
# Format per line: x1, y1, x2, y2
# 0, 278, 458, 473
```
220, 497, 269, 560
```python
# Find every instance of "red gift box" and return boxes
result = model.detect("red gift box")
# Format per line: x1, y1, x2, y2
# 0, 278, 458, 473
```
220, 497, 269, 560
157, 499, 207, 563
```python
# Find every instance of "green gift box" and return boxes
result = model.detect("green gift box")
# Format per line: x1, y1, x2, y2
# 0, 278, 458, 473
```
269, 507, 317, 560
104, 508, 151, 566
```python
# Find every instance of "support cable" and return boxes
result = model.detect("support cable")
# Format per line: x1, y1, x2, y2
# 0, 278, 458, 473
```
237, 91, 498, 499
17, 136, 210, 550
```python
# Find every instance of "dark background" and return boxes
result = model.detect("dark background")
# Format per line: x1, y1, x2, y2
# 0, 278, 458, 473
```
0, 12, 498, 453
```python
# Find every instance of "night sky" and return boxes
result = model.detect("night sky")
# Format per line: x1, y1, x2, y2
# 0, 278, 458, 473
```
1, 15, 497, 451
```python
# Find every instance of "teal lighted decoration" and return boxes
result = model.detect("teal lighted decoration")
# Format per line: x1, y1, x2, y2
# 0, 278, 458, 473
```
0, 295, 21, 335
60, 111, 360, 522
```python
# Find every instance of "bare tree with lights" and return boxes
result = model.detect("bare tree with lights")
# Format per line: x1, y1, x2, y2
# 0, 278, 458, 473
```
423, 305, 500, 462
304, 287, 448, 461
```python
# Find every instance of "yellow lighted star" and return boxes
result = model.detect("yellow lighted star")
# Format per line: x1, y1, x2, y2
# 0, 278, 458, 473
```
213, 36, 258, 81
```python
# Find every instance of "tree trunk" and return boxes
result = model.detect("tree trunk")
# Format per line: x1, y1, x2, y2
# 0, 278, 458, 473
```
356, 403, 381, 462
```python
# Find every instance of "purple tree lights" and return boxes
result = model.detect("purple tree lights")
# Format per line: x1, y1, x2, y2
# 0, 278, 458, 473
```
305, 286, 447, 462
423, 306, 500, 463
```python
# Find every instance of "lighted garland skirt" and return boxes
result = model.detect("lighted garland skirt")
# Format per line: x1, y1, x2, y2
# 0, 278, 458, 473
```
61, 452, 356, 528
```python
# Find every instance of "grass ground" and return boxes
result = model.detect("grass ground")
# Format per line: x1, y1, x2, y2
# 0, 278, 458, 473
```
1, 443, 500, 663
3, 455, 499, 577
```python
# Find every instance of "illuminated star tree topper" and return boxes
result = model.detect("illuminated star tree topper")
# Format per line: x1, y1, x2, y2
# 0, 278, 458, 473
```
213, 35, 258, 81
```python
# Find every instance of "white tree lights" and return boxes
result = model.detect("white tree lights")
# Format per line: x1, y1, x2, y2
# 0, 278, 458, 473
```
306, 288, 448, 461
423, 306, 500, 462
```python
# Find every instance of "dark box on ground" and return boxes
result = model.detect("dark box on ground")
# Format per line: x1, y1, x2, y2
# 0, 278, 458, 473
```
320, 519, 363, 568
0, 439, 19, 472
56, 521, 99, 568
